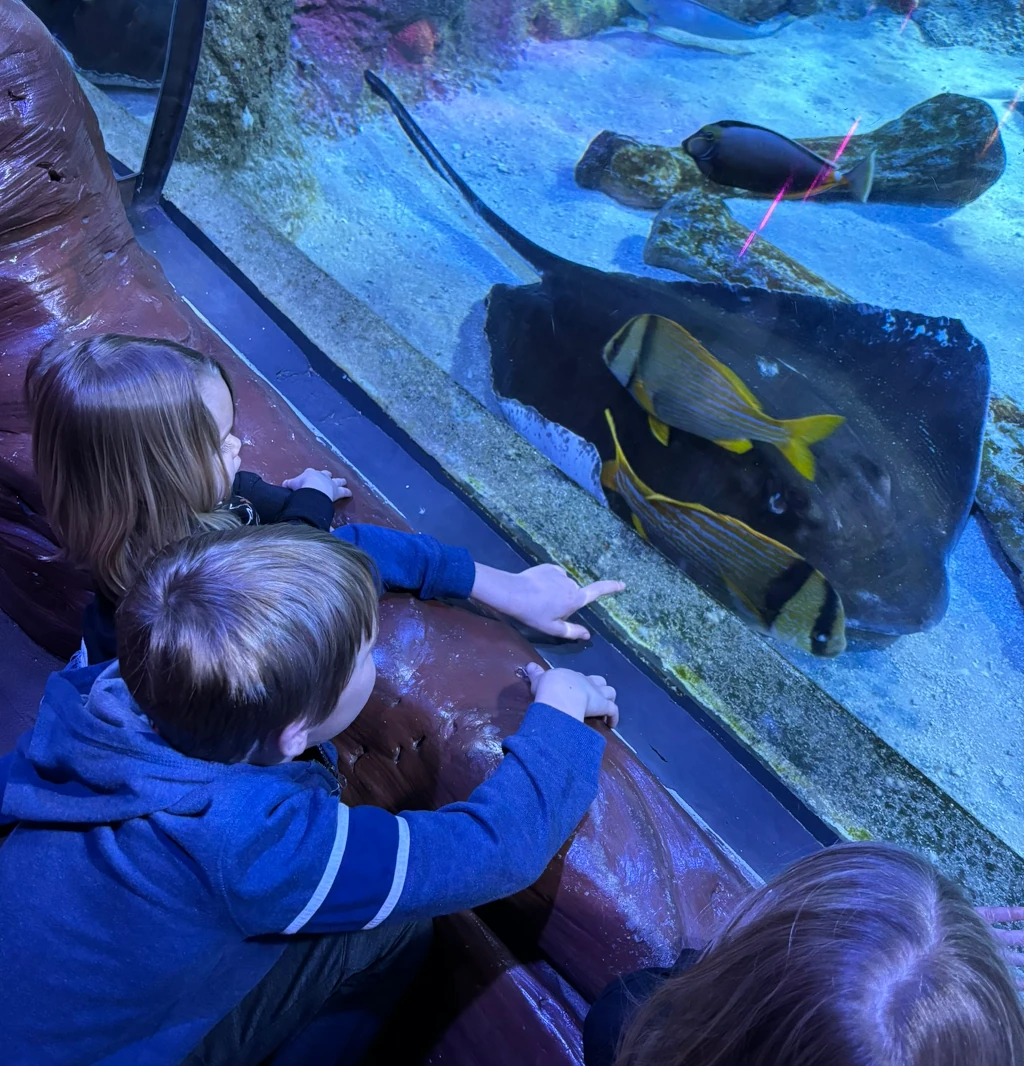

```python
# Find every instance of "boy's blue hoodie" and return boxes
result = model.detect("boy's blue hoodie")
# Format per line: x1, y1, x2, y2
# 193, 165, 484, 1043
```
0, 529, 606, 1066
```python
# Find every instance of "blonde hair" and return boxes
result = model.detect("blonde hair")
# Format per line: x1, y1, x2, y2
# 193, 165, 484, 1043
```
616, 842, 1024, 1066
119, 525, 379, 762
27, 334, 240, 601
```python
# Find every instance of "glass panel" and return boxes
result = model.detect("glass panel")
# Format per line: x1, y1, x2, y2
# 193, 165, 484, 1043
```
121, 0, 1022, 879
24, 0, 173, 134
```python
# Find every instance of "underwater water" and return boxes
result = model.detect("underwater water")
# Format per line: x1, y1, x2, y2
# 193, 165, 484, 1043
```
279, 12, 1022, 831
282, 12, 1024, 843
56, 0, 1024, 856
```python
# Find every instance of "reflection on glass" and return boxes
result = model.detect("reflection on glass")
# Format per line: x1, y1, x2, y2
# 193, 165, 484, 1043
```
24, 0, 171, 128
156, 0, 1023, 853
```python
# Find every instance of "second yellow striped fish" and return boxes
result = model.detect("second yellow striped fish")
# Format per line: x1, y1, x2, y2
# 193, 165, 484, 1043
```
603, 314, 845, 481
601, 410, 846, 657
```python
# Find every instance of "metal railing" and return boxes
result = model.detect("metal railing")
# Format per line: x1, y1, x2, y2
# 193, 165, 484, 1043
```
111, 0, 209, 211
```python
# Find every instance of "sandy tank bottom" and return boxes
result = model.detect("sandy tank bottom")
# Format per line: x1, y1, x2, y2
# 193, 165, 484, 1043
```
284, 9, 1024, 851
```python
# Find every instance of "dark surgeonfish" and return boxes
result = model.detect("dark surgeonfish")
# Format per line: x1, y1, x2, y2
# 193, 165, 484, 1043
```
684, 121, 877, 202
365, 72, 989, 645
602, 411, 846, 656
604, 314, 845, 480
625, 0, 795, 39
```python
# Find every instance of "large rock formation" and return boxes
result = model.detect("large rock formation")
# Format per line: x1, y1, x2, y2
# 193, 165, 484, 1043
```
576, 95, 1007, 212
0, 0, 752, 1045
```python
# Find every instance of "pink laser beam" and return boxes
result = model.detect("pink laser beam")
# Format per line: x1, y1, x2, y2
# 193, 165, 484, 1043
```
898, 0, 918, 34
981, 85, 1023, 156
738, 178, 791, 258
802, 117, 860, 200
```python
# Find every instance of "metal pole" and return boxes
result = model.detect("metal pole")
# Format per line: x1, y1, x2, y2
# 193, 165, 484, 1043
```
133, 0, 209, 210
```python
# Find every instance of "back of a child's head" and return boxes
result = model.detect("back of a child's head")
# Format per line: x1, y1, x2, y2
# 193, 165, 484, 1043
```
28, 333, 236, 600
117, 524, 378, 763
616, 842, 1024, 1066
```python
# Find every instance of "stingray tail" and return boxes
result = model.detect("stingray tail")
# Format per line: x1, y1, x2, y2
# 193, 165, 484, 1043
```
778, 413, 845, 480
364, 71, 560, 273
844, 150, 876, 204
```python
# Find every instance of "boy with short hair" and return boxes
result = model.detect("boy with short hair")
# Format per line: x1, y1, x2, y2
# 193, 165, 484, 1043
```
0, 524, 618, 1066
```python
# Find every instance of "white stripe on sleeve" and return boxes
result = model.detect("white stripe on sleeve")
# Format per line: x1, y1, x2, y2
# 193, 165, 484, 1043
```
282, 803, 350, 934
363, 816, 410, 930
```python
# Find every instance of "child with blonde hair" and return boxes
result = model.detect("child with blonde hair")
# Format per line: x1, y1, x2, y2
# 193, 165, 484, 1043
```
27, 333, 623, 662
585, 842, 1024, 1066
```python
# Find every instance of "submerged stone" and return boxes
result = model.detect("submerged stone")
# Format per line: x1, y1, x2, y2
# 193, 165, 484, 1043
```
644, 185, 850, 299
576, 94, 1007, 210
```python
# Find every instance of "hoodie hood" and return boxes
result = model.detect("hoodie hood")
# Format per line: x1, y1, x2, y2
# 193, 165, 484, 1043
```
2, 663, 222, 825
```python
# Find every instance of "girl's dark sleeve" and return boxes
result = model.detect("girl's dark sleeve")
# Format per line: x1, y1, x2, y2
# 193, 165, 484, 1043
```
233, 472, 334, 531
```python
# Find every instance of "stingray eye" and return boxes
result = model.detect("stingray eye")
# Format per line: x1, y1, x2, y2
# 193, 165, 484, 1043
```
768, 492, 786, 515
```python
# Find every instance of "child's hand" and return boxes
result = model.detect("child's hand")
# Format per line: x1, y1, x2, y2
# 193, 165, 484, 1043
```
976, 907, 1024, 989
524, 662, 619, 728
472, 563, 625, 641
282, 468, 352, 502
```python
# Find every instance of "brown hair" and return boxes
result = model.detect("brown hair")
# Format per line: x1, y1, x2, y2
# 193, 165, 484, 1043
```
27, 333, 239, 601
118, 524, 379, 763
616, 843, 1024, 1066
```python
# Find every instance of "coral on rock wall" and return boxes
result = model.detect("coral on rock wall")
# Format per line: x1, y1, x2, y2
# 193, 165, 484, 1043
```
180, 0, 295, 167
177, 0, 321, 235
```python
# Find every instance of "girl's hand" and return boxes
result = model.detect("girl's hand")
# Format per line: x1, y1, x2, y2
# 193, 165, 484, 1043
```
976, 907, 1024, 990
282, 468, 352, 502
524, 662, 619, 727
471, 563, 625, 641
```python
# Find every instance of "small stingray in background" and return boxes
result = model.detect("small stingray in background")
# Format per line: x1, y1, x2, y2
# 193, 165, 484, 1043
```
604, 314, 845, 479
364, 72, 989, 646
625, 0, 796, 39
602, 410, 846, 656
684, 121, 877, 202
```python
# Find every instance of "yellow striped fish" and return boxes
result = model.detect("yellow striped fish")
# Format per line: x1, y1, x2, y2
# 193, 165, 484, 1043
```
601, 410, 846, 657
603, 315, 845, 481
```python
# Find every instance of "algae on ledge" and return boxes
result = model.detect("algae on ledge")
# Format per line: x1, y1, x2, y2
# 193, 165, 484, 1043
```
977, 396, 1024, 586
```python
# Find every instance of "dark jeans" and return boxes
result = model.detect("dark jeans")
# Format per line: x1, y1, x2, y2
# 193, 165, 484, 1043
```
181, 919, 432, 1066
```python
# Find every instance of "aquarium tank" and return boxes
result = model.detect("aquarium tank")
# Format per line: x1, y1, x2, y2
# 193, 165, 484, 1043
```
35, 0, 1024, 882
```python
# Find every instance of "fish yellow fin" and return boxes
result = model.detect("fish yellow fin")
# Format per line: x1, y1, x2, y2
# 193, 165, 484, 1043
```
778, 413, 846, 481
714, 438, 753, 454
649, 415, 671, 446
632, 513, 649, 540
632, 377, 657, 418
600, 459, 618, 493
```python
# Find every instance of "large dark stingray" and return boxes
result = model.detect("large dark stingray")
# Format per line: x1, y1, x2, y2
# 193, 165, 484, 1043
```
366, 73, 990, 645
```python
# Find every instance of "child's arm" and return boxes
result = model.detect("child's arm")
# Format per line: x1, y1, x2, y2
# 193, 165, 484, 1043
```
299, 666, 614, 931
240, 473, 624, 628
338, 525, 625, 630
220, 667, 616, 937
233, 470, 348, 531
